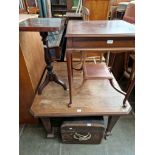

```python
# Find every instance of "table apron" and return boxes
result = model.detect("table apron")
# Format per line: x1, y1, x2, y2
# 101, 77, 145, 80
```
66, 47, 135, 52
66, 37, 135, 51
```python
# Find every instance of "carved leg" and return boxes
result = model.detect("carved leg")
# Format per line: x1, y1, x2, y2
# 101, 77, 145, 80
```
40, 118, 54, 138
123, 78, 135, 107
105, 116, 120, 139
109, 79, 126, 96
38, 74, 50, 95
126, 60, 135, 92
52, 73, 67, 90
66, 50, 73, 107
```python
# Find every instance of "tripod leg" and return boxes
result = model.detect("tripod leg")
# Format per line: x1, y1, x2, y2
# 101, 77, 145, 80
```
38, 74, 50, 95
52, 73, 67, 90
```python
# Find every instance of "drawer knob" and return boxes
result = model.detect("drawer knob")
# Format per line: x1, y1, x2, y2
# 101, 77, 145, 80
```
107, 40, 113, 44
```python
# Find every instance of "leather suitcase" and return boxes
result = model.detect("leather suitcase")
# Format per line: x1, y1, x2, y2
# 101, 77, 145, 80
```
61, 117, 105, 144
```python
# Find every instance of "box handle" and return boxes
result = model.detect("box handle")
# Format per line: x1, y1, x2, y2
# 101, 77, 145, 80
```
73, 132, 91, 141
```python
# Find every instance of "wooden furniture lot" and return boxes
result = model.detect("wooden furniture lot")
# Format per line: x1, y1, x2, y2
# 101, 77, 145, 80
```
30, 62, 131, 138
19, 18, 67, 95
19, 15, 45, 123
65, 20, 135, 107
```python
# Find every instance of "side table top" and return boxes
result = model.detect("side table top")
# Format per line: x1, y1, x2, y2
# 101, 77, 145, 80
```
66, 20, 135, 37
19, 18, 65, 32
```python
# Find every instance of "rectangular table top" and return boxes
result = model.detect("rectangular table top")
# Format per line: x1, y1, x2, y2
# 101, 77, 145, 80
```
19, 18, 65, 32
30, 62, 131, 117
66, 20, 135, 38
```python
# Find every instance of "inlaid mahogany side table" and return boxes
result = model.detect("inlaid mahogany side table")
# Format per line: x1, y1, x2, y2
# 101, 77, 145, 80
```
19, 18, 67, 94
65, 20, 135, 107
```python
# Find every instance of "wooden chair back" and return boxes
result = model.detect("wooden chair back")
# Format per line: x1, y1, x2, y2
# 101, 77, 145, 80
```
123, 1, 135, 24
82, 6, 90, 21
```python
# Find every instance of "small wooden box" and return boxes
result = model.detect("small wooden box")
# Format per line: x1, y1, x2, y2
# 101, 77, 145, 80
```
61, 117, 105, 144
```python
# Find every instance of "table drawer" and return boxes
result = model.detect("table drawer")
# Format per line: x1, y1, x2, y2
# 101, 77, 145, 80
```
72, 37, 135, 48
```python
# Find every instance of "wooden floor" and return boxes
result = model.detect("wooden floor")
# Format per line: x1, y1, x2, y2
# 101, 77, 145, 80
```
30, 62, 131, 117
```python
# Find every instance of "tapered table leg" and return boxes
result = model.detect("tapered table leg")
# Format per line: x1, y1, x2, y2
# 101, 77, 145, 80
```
105, 116, 120, 139
38, 32, 67, 94
66, 50, 73, 107
40, 118, 54, 138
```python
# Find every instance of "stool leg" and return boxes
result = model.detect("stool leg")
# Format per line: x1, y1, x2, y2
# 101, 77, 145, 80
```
123, 78, 135, 107
66, 50, 73, 107
41, 118, 54, 138
105, 116, 120, 139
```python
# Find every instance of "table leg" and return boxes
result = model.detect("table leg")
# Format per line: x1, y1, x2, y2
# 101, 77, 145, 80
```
123, 78, 135, 107
38, 32, 67, 94
71, 51, 73, 77
66, 50, 73, 107
108, 53, 129, 107
105, 116, 120, 139
109, 79, 126, 96
40, 117, 54, 138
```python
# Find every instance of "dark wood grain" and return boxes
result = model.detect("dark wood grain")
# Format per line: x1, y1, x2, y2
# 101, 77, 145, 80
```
19, 18, 65, 32
30, 62, 131, 117
66, 20, 135, 37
